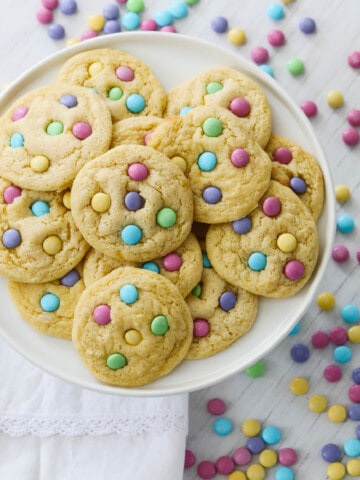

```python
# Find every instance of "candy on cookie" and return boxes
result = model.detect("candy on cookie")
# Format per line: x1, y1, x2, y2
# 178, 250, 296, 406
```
148, 105, 272, 223
165, 66, 272, 147
71, 144, 193, 262
56, 48, 167, 123
8, 263, 85, 339
0, 84, 112, 191
72, 266, 193, 387
206, 181, 319, 298
111, 115, 164, 148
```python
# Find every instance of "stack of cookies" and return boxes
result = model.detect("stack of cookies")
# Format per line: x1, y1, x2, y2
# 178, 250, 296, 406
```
0, 48, 324, 387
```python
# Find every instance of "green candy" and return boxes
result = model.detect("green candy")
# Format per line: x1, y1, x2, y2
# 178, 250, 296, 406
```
192, 284, 202, 297
202, 117, 223, 137
287, 58, 305, 76
107, 353, 127, 370
108, 87, 123, 101
151, 315, 169, 335
206, 81, 223, 94
156, 207, 177, 228
126, 0, 145, 13
246, 360, 265, 378
46, 121, 64, 135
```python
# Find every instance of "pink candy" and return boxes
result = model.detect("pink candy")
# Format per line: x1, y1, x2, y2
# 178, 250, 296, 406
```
348, 51, 360, 69
36, 7, 53, 24
233, 447, 252, 466
324, 364, 342, 382
140, 18, 158, 31
273, 147, 292, 164
215, 456, 235, 474
93, 304, 111, 325
332, 245, 350, 263
262, 196, 281, 216
197, 460, 216, 479
72, 122, 92, 139
278, 448, 297, 466
41, 0, 58, 9
11, 106, 29, 121
207, 398, 226, 415
311, 330, 330, 349
284, 260, 305, 281
116, 66, 135, 82
329, 326, 348, 346
348, 384, 360, 403
80, 29, 98, 41
251, 46, 269, 64
347, 109, 360, 127
184, 449, 196, 468
300, 100, 318, 118
162, 253, 182, 271
127, 162, 149, 180
342, 127, 360, 146
3, 185, 22, 204
193, 318, 210, 337
229, 97, 250, 117
231, 148, 250, 167
267, 29, 285, 46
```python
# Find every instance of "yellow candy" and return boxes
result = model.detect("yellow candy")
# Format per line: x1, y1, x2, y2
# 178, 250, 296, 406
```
91, 192, 111, 212
347, 459, 360, 476
124, 329, 142, 346
328, 404, 347, 423
43, 235, 62, 255
335, 184, 351, 203
246, 463, 265, 480
316, 292, 335, 311
172, 156, 187, 172
277, 233, 297, 252
308, 394, 328, 413
63, 191, 71, 210
241, 418, 261, 437
327, 90, 344, 108
289, 377, 309, 395
228, 472, 247, 480
259, 448, 277, 468
31, 155, 50, 173
327, 462, 346, 480
348, 325, 360, 343
88, 62, 104, 76
228, 28, 247, 45
282, 0, 295, 3
66, 38, 80, 47
87, 13, 105, 31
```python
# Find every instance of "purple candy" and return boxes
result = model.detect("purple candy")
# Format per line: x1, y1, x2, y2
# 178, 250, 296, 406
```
103, 3, 120, 20
290, 343, 310, 363
231, 148, 250, 167
202, 186, 222, 204
356, 424, 360, 438
124, 191, 144, 211
232, 217, 251, 234
246, 436, 265, 454
2, 229, 21, 248
48, 23, 65, 40
349, 404, 360, 421
59, 0, 77, 14
290, 177, 307, 194
219, 291, 237, 311
103, 20, 121, 34
353, 368, 360, 384
210, 16, 228, 33
321, 444, 341, 462
299, 17, 316, 34
60, 269, 80, 287
59, 94, 78, 108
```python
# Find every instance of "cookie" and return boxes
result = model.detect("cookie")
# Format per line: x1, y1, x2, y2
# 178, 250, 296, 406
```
147, 105, 272, 223
0, 177, 89, 283
185, 266, 258, 359
265, 135, 325, 221
111, 116, 163, 148
83, 233, 202, 298
0, 84, 112, 191
165, 66, 272, 147
57, 48, 167, 123
72, 266, 193, 387
8, 264, 84, 339
206, 181, 319, 298
71, 144, 193, 262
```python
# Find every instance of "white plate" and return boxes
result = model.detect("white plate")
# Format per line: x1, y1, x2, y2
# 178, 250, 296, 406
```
0, 32, 335, 396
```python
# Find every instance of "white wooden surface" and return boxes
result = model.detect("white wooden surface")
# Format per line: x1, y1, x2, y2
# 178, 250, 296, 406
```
0, 0, 359, 478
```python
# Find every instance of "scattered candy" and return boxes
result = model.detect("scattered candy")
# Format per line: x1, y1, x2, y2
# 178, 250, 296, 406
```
251, 46, 269, 64
267, 3, 285, 20
308, 394, 328, 413
289, 376, 309, 395
311, 330, 330, 348
42, 0, 58, 9
246, 436, 265, 454
126, 0, 145, 13
335, 184, 351, 203
342, 127, 360, 146
322, 443, 342, 462
327, 90, 344, 108
348, 384, 360, 403
36, 7, 53, 24
259, 449, 277, 468
347, 109, 360, 127
333, 345, 352, 363
197, 460, 216, 479
213, 417, 233, 436
337, 213, 355, 233
343, 438, 360, 457
348, 326, 360, 343
341, 304, 360, 323
278, 448, 297, 466
326, 462, 346, 480
59, 0, 77, 15
287, 58, 304, 76
210, 15, 228, 33
299, 17, 316, 34
290, 343, 310, 362
228, 28, 246, 45
347, 459, 360, 476
347, 51, 360, 69
215, 456, 235, 474
207, 398, 226, 415
242, 419, 261, 437
233, 447, 252, 466
329, 326, 348, 345
331, 244, 350, 262
261, 425, 282, 445
300, 100, 317, 117
246, 360, 265, 378
324, 364, 342, 382
184, 449, 196, 468
48, 23, 65, 40
267, 29, 285, 46
327, 404, 347, 423
275, 466, 294, 480
246, 463, 266, 480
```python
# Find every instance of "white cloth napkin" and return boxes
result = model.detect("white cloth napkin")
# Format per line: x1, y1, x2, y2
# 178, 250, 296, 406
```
0, 336, 188, 480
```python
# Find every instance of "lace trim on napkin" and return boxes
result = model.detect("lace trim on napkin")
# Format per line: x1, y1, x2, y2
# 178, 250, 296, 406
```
0, 411, 188, 438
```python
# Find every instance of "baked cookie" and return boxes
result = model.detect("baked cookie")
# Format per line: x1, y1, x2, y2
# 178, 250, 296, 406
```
71, 144, 193, 262
0, 178, 89, 283
72, 266, 193, 387
111, 116, 163, 148
185, 266, 258, 359
0, 84, 112, 191
147, 106, 272, 223
206, 181, 319, 298
57, 48, 167, 123
165, 66, 272, 147
83, 233, 202, 297
8, 264, 84, 339
265, 135, 325, 221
